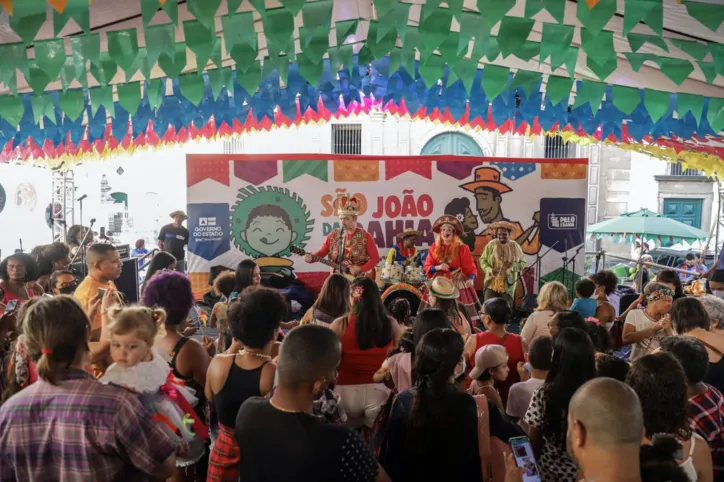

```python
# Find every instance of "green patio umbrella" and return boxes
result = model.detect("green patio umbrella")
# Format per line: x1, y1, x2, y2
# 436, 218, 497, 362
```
587, 208, 708, 244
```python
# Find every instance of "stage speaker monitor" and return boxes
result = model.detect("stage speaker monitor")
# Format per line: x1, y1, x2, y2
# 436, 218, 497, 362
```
115, 258, 140, 304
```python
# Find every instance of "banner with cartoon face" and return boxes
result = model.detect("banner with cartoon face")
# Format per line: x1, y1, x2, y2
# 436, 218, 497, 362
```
186, 154, 588, 299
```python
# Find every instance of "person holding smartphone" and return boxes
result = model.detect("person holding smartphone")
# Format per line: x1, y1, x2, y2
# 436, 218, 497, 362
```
74, 245, 122, 339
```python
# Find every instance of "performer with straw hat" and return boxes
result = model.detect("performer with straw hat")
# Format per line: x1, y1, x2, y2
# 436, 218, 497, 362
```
386, 228, 422, 267
422, 215, 481, 327
479, 220, 526, 306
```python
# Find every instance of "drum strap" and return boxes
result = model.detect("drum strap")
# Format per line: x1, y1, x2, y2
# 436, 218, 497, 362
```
335, 230, 345, 267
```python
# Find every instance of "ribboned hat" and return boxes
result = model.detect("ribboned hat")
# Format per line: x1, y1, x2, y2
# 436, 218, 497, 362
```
425, 276, 459, 299
469, 344, 509, 379
396, 228, 422, 240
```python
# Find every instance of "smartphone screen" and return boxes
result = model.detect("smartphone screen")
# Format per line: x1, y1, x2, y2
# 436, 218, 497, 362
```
189, 305, 202, 327
5, 300, 18, 312
509, 436, 542, 482
98, 288, 107, 300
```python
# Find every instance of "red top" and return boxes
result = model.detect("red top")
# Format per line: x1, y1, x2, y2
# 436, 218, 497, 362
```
1, 285, 36, 313
469, 331, 524, 405
313, 228, 380, 273
424, 242, 477, 280
337, 314, 394, 386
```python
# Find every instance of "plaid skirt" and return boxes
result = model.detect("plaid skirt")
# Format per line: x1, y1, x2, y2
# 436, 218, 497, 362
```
207, 424, 239, 482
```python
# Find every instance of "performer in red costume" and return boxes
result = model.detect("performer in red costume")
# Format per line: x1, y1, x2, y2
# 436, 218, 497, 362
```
423, 215, 481, 327
305, 197, 380, 277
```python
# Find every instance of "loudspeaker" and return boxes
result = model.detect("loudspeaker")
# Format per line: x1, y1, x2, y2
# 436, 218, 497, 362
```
115, 258, 140, 303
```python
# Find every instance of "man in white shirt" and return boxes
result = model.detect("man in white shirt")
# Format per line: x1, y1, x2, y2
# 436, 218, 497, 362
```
506, 336, 552, 433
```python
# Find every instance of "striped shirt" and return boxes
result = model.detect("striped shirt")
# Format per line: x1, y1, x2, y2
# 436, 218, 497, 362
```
0, 369, 177, 482
689, 384, 724, 479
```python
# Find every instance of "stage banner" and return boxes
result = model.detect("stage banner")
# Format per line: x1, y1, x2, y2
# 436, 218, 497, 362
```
185, 154, 588, 300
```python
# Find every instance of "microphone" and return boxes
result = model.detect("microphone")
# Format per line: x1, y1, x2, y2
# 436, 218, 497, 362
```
77, 195, 87, 202
90, 218, 96, 225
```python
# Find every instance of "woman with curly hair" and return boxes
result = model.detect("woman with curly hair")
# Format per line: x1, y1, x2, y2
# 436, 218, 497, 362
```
521, 281, 569, 347
330, 277, 403, 429
0, 253, 44, 308
590, 269, 618, 327
32, 242, 71, 293
627, 351, 713, 482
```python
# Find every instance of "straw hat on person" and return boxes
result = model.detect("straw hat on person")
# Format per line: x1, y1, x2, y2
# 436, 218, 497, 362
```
426, 276, 459, 299
396, 228, 422, 240
170, 210, 188, 220
432, 215, 463, 236
489, 220, 516, 233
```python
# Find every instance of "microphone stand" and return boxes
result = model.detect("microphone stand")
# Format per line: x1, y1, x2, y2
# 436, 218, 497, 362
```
561, 238, 569, 289
570, 244, 585, 285
511, 241, 558, 310
70, 219, 95, 279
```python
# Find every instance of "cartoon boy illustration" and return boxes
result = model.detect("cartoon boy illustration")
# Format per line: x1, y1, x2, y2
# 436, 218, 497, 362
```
231, 185, 314, 278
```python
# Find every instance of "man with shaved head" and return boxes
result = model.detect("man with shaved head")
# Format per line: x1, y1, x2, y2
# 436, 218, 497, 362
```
566, 378, 645, 482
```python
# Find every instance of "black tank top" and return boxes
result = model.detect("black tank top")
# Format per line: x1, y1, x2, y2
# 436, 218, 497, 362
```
170, 337, 207, 421
214, 354, 268, 427
705, 357, 724, 394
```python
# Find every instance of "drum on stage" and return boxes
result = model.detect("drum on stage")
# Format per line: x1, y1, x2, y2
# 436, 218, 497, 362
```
404, 265, 426, 285
381, 263, 404, 285
382, 283, 423, 317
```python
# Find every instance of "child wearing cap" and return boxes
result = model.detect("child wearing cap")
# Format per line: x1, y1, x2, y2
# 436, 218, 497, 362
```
468, 344, 510, 411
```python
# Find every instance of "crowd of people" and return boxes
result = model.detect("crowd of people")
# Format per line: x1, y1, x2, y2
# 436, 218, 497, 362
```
0, 236, 722, 482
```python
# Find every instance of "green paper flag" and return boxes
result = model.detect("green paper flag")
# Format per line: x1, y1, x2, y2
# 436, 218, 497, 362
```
577, 0, 615, 35
458, 11, 482, 56
540, 23, 573, 62
438, 32, 461, 65
60, 56, 77, 92
497, 16, 534, 59
31, 94, 55, 125
612, 85, 641, 115
698, 61, 718, 84
627, 33, 668, 53
587, 56, 617, 81
393, 3, 411, 44
69, 33, 100, 78
158, 43, 188, 79
515, 41, 541, 62
677, 93, 704, 124
709, 43, 724, 76
366, 20, 396, 60
0, 96, 23, 129
524, 0, 565, 24
186, 0, 222, 29
34, 39, 66, 82
145, 23, 176, 69
337, 44, 354, 71
476, 0, 515, 30
10, 0, 46, 45
623, 0, 663, 36
208, 67, 233, 100
484, 37, 501, 63
184, 20, 216, 71
59, 90, 85, 122
54, 0, 90, 35
27, 61, 52, 94
454, 57, 478, 95
625, 52, 657, 71
552, 46, 578, 78
373, 0, 396, 18
358, 44, 373, 66
0, 43, 27, 94
686, 2, 724, 33
302, 0, 333, 32
573, 80, 607, 112
546, 75, 573, 106
179, 74, 206, 106
670, 39, 708, 61
271, 55, 290, 84
581, 29, 614, 63
335, 19, 359, 46
282, 160, 328, 182
481, 64, 510, 100
447, 0, 464, 21
644, 88, 669, 123
418, 6, 452, 55
237, 60, 261, 93
90, 86, 115, 118
658, 57, 694, 86
117, 83, 142, 115
299, 27, 329, 63
264, 7, 295, 54
141, 0, 178, 26
146, 78, 165, 110
376, 6, 396, 43
89, 53, 118, 86
228, 0, 243, 14
707, 97, 724, 133
222, 12, 256, 55
386, 48, 401, 76
297, 52, 323, 86
510, 70, 542, 98
418, 53, 445, 88
107, 29, 140, 73
279, 0, 307, 16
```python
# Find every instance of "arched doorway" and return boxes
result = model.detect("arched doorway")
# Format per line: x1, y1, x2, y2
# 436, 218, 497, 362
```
420, 132, 484, 156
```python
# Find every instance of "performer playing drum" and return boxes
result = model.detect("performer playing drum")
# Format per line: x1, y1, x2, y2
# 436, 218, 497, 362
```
479, 220, 526, 306
305, 197, 380, 278
386, 228, 422, 267
423, 215, 481, 327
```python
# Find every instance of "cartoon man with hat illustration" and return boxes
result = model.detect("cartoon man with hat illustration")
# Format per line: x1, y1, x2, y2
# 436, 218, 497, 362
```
386, 227, 423, 267
460, 167, 540, 291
